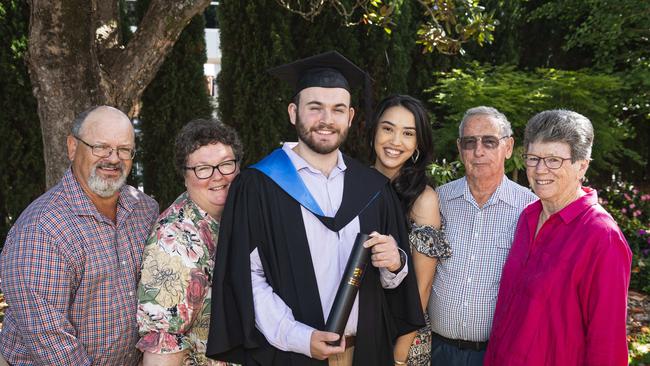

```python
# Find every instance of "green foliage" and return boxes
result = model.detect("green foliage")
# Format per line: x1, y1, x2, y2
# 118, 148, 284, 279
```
138, 11, 213, 209
428, 63, 634, 184
463, 0, 525, 65
528, 0, 650, 72
429, 160, 463, 187
276, 0, 497, 55
617, 61, 650, 184
413, 0, 497, 55
0, 0, 45, 246
598, 182, 650, 293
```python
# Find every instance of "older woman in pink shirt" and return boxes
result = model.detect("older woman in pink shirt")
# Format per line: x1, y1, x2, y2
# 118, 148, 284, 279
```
484, 109, 632, 366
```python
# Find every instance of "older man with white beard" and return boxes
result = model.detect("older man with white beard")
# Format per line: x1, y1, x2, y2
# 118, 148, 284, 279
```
0, 106, 159, 366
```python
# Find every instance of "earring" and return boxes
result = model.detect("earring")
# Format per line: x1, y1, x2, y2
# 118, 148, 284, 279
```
411, 149, 420, 163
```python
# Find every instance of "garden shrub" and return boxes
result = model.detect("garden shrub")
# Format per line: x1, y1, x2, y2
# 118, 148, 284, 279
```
598, 181, 650, 293
428, 63, 638, 186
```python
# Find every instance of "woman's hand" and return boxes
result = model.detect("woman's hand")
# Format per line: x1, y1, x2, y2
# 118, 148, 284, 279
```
364, 232, 402, 272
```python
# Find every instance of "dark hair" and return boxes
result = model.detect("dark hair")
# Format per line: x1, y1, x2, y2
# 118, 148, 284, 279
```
366, 94, 434, 215
524, 109, 593, 162
174, 118, 244, 176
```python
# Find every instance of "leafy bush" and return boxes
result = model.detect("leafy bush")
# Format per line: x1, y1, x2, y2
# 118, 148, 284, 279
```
429, 160, 463, 187
428, 63, 639, 186
598, 182, 650, 293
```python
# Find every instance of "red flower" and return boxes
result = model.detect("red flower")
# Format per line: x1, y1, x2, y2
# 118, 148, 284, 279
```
137, 331, 164, 353
186, 269, 209, 310
178, 303, 190, 324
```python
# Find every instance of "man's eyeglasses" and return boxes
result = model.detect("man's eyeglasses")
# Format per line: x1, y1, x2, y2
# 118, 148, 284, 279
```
185, 160, 238, 179
74, 136, 135, 160
458, 135, 509, 150
522, 154, 572, 169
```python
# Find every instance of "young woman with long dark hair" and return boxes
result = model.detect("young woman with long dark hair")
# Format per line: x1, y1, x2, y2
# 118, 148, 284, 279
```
367, 95, 451, 366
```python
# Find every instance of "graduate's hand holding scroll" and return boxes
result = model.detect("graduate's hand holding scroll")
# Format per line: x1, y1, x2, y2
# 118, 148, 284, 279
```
310, 330, 346, 360
363, 232, 402, 272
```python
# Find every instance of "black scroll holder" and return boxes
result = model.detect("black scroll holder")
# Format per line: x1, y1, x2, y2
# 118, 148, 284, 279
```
323, 232, 371, 346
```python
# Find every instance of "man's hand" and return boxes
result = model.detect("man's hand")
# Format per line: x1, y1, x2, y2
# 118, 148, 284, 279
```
363, 231, 402, 272
310, 330, 346, 360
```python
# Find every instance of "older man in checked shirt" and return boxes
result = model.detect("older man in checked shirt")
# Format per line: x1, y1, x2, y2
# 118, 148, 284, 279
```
0, 106, 158, 365
428, 106, 536, 366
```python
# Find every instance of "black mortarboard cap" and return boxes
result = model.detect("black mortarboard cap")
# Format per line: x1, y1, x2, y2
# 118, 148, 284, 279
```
268, 51, 373, 118
268, 51, 367, 94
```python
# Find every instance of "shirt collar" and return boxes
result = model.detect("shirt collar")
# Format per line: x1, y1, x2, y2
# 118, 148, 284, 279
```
180, 191, 220, 225
556, 186, 598, 224
63, 167, 97, 217
522, 186, 597, 224
450, 175, 520, 208
281, 142, 347, 177
64, 166, 137, 218
493, 176, 525, 207
446, 176, 467, 200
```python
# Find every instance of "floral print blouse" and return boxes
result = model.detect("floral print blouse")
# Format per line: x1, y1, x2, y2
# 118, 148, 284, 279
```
136, 192, 235, 366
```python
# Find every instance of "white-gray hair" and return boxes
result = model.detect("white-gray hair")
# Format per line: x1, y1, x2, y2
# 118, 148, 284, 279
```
459, 106, 513, 137
524, 109, 593, 161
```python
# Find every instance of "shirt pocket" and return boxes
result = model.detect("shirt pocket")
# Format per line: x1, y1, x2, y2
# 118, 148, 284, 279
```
483, 233, 513, 290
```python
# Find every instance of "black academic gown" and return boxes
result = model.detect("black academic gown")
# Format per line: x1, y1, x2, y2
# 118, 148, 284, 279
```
206, 154, 424, 366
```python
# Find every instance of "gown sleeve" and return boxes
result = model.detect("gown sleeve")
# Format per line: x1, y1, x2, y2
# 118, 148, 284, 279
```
378, 184, 427, 338
206, 173, 268, 363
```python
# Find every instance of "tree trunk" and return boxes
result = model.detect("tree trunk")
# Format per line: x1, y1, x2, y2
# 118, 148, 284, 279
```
27, 0, 211, 187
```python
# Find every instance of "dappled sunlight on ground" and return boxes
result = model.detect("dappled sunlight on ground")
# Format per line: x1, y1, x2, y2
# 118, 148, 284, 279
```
629, 290, 650, 365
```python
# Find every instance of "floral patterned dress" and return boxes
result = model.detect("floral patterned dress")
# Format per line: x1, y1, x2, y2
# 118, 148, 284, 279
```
406, 222, 452, 366
136, 192, 237, 366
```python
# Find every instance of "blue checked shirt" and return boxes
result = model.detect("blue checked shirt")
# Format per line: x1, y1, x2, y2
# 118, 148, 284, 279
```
0, 168, 158, 365
428, 176, 536, 342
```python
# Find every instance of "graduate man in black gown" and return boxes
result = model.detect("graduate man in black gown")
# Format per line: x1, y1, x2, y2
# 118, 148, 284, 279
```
207, 51, 423, 366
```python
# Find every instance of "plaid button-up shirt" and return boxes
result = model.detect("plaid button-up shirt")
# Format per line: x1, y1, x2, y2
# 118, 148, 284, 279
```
0, 168, 158, 365
428, 176, 536, 342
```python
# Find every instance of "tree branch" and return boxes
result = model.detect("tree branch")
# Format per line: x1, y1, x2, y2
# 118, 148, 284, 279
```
103, 0, 212, 112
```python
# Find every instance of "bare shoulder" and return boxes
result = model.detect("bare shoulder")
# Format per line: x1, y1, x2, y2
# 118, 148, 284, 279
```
409, 186, 441, 228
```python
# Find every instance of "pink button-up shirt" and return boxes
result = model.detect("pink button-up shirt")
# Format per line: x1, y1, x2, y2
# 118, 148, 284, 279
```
484, 187, 632, 366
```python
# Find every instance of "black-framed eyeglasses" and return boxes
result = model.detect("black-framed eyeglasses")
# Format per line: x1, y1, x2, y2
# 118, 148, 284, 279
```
458, 135, 509, 150
185, 159, 238, 179
522, 154, 572, 169
74, 135, 135, 160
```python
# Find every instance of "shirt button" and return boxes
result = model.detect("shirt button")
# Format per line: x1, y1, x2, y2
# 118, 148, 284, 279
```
463, 322, 467, 327
121, 260, 127, 266
474, 233, 479, 238
128, 291, 133, 296
471, 255, 475, 260
467, 278, 472, 283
